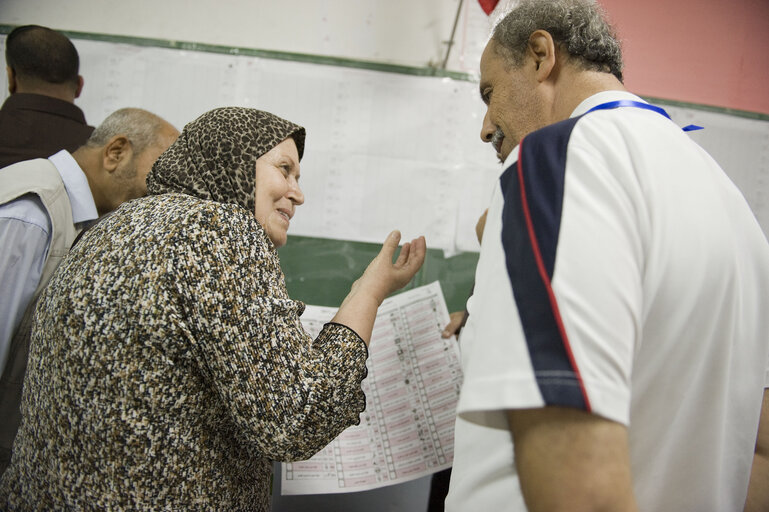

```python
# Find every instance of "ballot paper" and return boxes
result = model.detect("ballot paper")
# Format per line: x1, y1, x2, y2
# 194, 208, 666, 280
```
280, 281, 462, 495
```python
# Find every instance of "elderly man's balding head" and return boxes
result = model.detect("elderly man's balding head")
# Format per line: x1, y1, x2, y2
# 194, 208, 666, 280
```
74, 108, 180, 215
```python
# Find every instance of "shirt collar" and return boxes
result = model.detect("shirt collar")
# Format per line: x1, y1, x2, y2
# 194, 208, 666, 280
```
1, 93, 89, 124
501, 90, 647, 169
48, 150, 99, 225
570, 90, 646, 118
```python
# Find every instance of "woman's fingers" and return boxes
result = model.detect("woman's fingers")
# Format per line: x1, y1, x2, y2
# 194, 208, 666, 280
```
408, 236, 426, 269
395, 242, 411, 266
379, 230, 402, 262
381, 232, 426, 282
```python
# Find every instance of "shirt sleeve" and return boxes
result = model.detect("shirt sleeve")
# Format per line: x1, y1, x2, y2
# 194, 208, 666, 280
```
168, 204, 368, 461
543, 128, 643, 425
458, 118, 642, 426
0, 196, 51, 371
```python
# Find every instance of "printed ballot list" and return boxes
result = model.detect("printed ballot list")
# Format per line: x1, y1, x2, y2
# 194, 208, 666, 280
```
280, 281, 462, 494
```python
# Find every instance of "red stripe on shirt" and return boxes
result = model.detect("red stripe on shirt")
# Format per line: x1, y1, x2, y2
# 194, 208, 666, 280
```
516, 142, 592, 411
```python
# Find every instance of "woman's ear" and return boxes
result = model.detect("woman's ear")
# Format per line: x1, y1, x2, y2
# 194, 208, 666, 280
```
102, 135, 131, 173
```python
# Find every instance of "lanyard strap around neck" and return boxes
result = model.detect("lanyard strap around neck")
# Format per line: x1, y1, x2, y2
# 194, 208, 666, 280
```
585, 99, 703, 131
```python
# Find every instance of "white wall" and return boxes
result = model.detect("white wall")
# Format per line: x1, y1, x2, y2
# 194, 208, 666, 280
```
0, 0, 493, 73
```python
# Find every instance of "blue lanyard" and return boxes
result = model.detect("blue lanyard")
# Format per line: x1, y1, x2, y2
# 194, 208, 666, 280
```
585, 100, 703, 132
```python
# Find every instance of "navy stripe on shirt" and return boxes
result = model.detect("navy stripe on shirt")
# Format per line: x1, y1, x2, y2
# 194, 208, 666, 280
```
499, 117, 591, 411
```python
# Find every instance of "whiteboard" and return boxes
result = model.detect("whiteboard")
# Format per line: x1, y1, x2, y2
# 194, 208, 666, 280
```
2, 35, 768, 251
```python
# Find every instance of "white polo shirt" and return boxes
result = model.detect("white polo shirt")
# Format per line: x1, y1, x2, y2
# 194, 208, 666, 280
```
446, 91, 769, 511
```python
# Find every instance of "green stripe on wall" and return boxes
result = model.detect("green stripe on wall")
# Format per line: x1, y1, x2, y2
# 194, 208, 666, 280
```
0, 24, 470, 81
2, 24, 767, 121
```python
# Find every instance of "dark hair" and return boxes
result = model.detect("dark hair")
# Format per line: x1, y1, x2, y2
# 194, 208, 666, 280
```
492, 0, 623, 82
5, 25, 80, 86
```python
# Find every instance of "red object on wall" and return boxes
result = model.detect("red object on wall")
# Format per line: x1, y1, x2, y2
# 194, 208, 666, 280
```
479, 0, 501, 15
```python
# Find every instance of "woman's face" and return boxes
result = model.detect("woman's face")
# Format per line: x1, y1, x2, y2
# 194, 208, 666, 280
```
254, 138, 304, 248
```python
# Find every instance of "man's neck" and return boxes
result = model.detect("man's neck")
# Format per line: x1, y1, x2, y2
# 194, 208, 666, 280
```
550, 68, 626, 122
14, 84, 76, 103
71, 146, 106, 216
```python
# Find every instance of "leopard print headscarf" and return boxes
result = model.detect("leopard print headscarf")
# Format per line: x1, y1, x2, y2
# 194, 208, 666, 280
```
146, 107, 305, 213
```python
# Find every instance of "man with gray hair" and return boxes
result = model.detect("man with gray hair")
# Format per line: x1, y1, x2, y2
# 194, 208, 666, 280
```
0, 107, 178, 474
446, 0, 768, 511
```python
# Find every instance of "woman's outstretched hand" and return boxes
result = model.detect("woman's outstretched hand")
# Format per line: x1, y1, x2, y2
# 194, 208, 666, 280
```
333, 231, 426, 346
354, 230, 426, 304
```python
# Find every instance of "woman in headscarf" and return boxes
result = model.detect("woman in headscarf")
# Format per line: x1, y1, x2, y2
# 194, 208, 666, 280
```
0, 107, 425, 510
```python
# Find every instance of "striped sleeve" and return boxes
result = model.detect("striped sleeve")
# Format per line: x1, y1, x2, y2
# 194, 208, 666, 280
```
499, 117, 591, 411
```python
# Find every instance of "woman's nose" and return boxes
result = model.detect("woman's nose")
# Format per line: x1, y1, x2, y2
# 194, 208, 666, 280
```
288, 178, 304, 205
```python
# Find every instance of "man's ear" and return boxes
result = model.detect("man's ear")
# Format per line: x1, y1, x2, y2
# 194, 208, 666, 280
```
6, 67, 17, 94
74, 75, 84, 98
528, 30, 557, 82
103, 135, 132, 173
